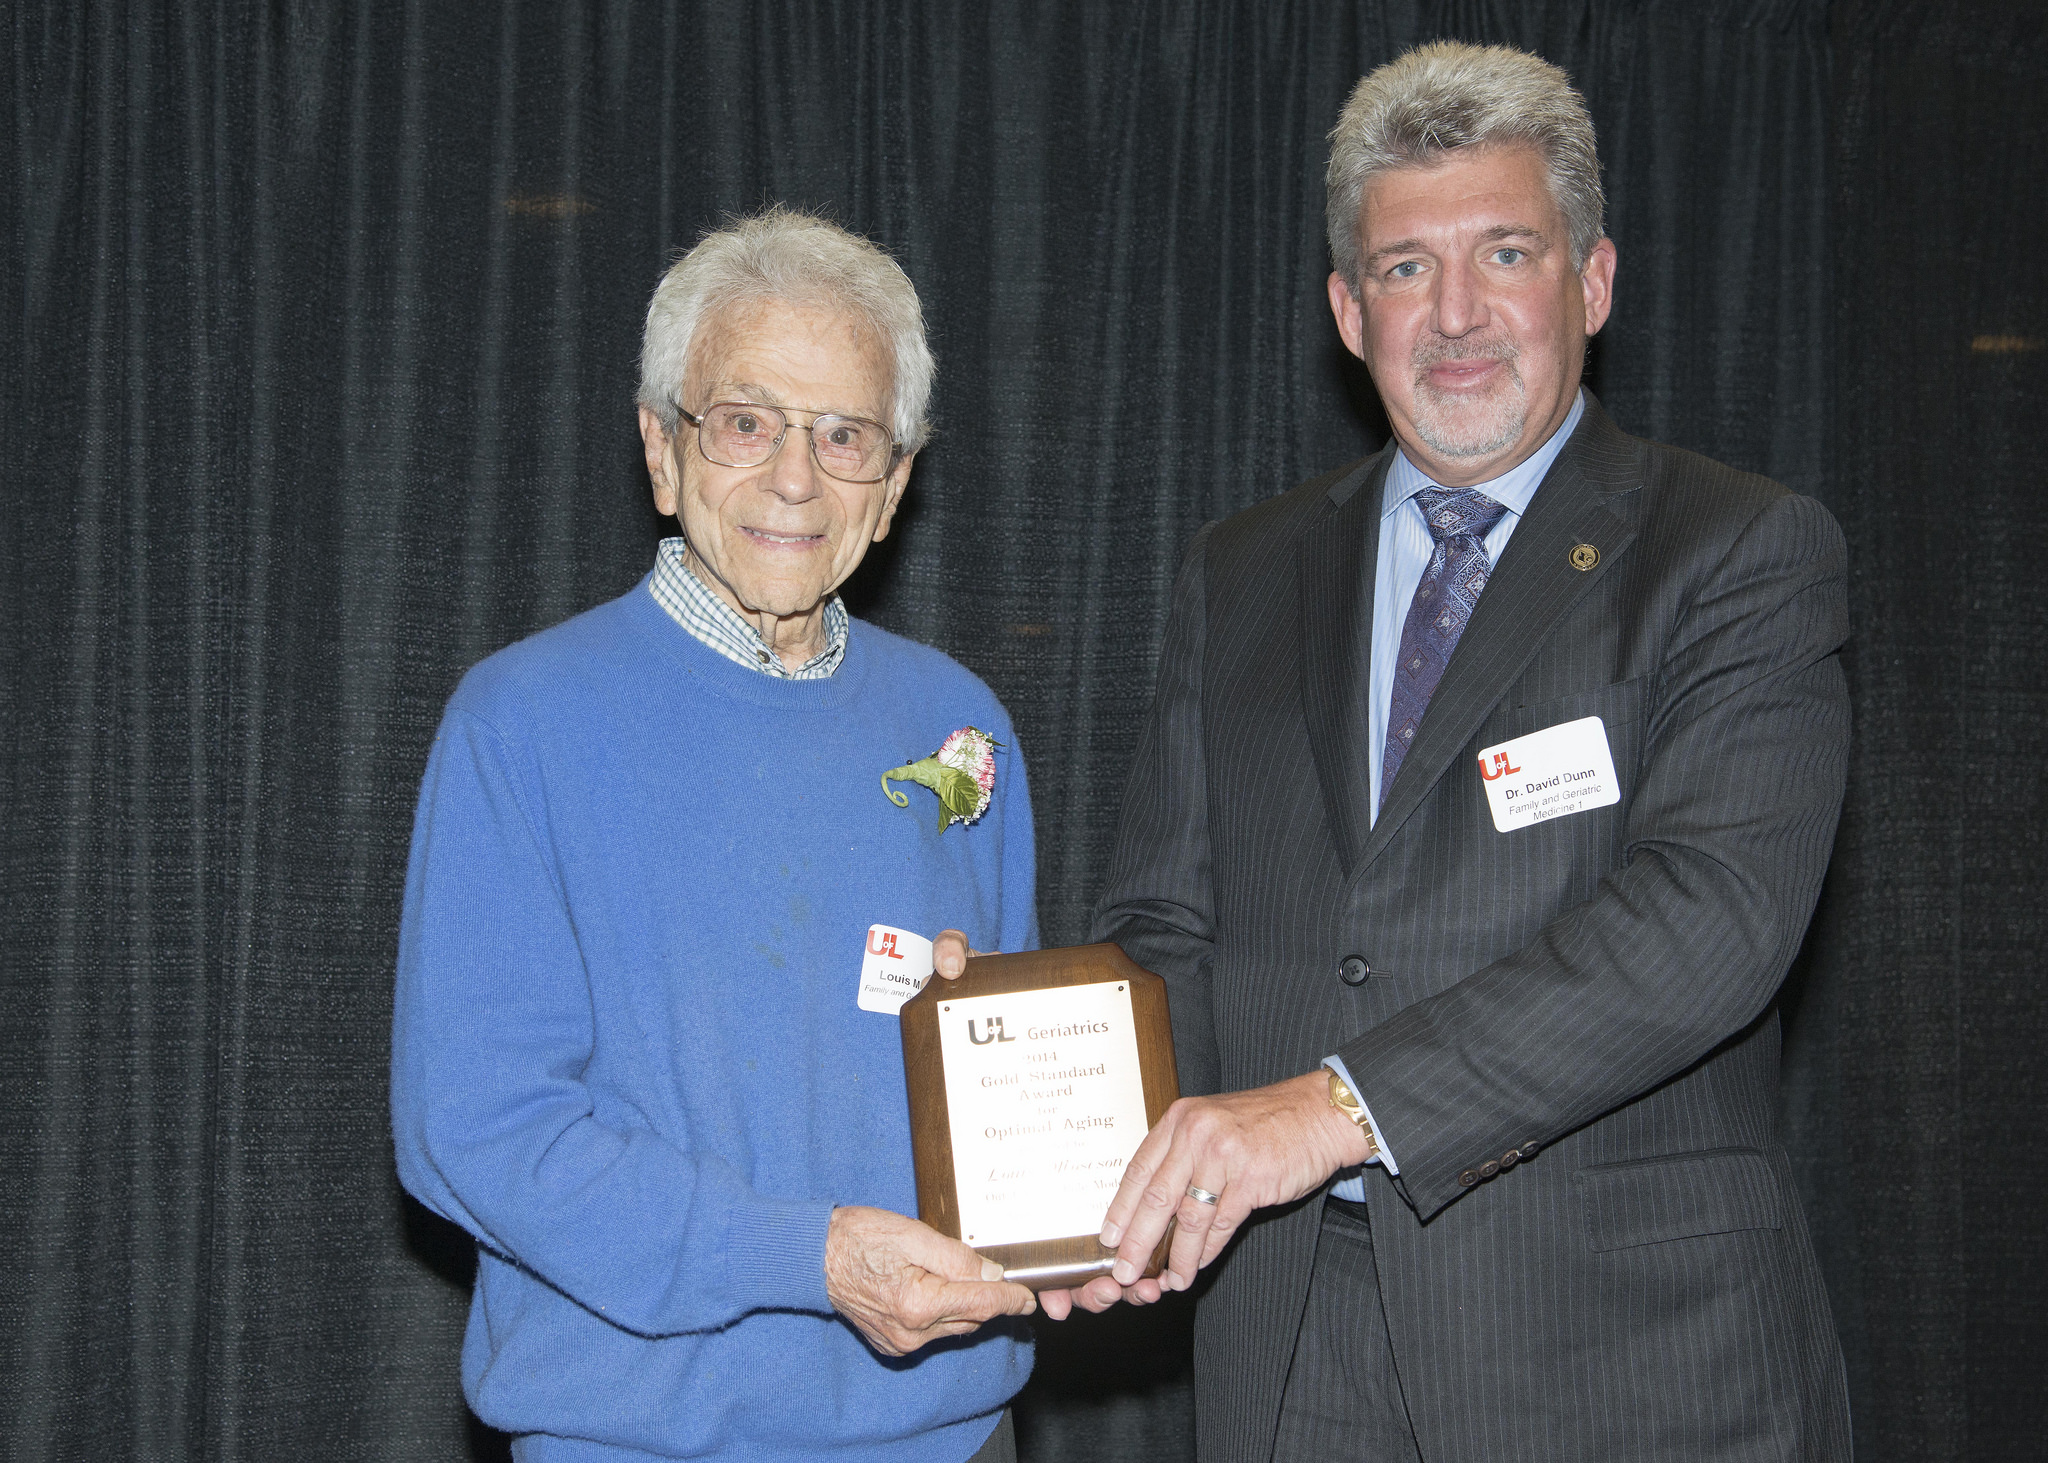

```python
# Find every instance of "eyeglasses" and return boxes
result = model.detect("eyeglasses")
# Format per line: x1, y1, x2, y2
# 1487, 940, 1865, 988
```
676, 401, 902, 484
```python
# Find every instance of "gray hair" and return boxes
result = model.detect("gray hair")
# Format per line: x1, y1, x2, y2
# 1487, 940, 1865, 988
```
1326, 41, 1606, 289
638, 206, 935, 453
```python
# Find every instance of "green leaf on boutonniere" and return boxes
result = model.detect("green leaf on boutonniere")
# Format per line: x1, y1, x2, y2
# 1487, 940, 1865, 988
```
881, 726, 1001, 832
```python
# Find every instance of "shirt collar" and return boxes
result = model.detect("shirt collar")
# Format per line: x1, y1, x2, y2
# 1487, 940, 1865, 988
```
1382, 388, 1587, 522
648, 537, 849, 680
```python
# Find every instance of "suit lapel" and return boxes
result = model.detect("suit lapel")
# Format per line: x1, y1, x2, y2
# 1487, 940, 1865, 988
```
1299, 451, 1391, 878
1356, 397, 1644, 873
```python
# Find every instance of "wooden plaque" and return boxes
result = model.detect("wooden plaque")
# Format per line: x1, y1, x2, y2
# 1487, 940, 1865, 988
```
900, 943, 1179, 1291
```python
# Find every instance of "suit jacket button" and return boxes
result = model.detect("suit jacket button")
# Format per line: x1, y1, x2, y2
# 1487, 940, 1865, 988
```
1337, 955, 1371, 986
1498, 1149, 1519, 1169
1458, 1169, 1479, 1188
1520, 1139, 1541, 1157
1479, 1159, 1500, 1178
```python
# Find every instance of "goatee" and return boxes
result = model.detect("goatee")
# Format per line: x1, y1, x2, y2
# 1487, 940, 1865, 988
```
1409, 337, 1527, 460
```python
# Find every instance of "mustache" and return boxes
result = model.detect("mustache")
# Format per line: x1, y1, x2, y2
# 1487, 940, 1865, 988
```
1411, 334, 1519, 371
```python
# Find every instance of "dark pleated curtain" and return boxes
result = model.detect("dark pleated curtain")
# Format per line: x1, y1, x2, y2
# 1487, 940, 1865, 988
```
2, 1, 2042, 1459
1803, 4, 2048, 1458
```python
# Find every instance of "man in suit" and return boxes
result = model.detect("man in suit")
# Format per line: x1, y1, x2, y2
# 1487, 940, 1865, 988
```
1045, 40, 1853, 1461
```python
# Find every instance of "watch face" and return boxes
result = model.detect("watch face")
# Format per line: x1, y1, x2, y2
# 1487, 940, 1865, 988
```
1327, 1071, 1374, 1156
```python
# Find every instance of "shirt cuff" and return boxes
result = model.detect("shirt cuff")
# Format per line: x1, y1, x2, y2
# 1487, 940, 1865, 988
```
1322, 1056, 1398, 1175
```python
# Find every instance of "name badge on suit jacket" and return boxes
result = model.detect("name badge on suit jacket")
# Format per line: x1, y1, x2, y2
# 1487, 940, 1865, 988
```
1476, 716, 1620, 832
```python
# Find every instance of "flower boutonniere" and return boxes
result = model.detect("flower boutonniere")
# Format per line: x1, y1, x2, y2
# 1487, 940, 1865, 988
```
882, 727, 1001, 832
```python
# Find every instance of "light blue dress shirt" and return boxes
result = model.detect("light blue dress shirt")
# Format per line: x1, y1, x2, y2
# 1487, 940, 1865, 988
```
1327, 390, 1585, 1193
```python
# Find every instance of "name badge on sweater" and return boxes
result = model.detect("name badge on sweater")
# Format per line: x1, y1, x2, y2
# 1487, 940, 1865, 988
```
1477, 716, 1620, 833
857, 924, 935, 1014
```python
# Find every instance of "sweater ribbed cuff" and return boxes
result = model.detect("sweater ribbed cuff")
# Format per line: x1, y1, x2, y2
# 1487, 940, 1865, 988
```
723, 1197, 834, 1314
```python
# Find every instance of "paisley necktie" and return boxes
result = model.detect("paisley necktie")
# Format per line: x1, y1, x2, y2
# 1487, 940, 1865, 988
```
1380, 487, 1510, 810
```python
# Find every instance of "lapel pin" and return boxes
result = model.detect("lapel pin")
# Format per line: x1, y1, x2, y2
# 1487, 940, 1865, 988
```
1569, 543, 1600, 572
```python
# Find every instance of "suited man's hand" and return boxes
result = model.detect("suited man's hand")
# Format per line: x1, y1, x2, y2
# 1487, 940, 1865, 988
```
1036, 1273, 1149, 1318
1097, 1071, 1374, 1293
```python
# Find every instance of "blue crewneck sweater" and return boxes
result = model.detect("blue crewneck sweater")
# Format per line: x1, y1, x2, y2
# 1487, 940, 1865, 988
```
392, 580, 1038, 1462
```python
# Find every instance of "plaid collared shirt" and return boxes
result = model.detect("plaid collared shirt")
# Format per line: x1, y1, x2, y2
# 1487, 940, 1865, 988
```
647, 537, 849, 679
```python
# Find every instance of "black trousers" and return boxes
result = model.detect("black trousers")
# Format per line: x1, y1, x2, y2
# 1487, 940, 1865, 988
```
963, 1408, 1015, 1463
1272, 1197, 1424, 1462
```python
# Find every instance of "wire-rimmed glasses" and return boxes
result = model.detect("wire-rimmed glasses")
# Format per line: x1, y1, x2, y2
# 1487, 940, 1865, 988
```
677, 401, 901, 484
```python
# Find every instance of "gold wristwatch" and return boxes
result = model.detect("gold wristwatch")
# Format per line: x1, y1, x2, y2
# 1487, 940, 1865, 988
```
1325, 1066, 1380, 1160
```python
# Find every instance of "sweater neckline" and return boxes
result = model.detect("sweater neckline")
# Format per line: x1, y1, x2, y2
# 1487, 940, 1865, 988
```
628, 575, 878, 711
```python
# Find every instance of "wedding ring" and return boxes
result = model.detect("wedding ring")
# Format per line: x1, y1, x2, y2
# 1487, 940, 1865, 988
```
1185, 1183, 1221, 1206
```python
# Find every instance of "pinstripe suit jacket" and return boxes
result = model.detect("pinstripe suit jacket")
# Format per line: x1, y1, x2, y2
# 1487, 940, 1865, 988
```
1092, 398, 1853, 1462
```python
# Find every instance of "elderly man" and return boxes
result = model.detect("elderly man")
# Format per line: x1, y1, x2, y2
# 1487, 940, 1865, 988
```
392, 208, 1037, 1463
1059, 41, 1854, 1462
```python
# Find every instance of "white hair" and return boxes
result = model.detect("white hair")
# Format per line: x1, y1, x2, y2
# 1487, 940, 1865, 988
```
1327, 41, 1606, 289
638, 206, 935, 453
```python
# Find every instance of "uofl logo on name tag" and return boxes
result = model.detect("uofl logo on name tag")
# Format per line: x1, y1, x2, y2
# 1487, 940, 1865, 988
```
856, 924, 936, 1014
1476, 716, 1621, 833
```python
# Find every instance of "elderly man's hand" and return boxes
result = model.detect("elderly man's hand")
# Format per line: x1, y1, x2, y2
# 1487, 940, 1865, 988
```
931, 929, 986, 980
825, 1206, 1036, 1356
1095, 1071, 1373, 1294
